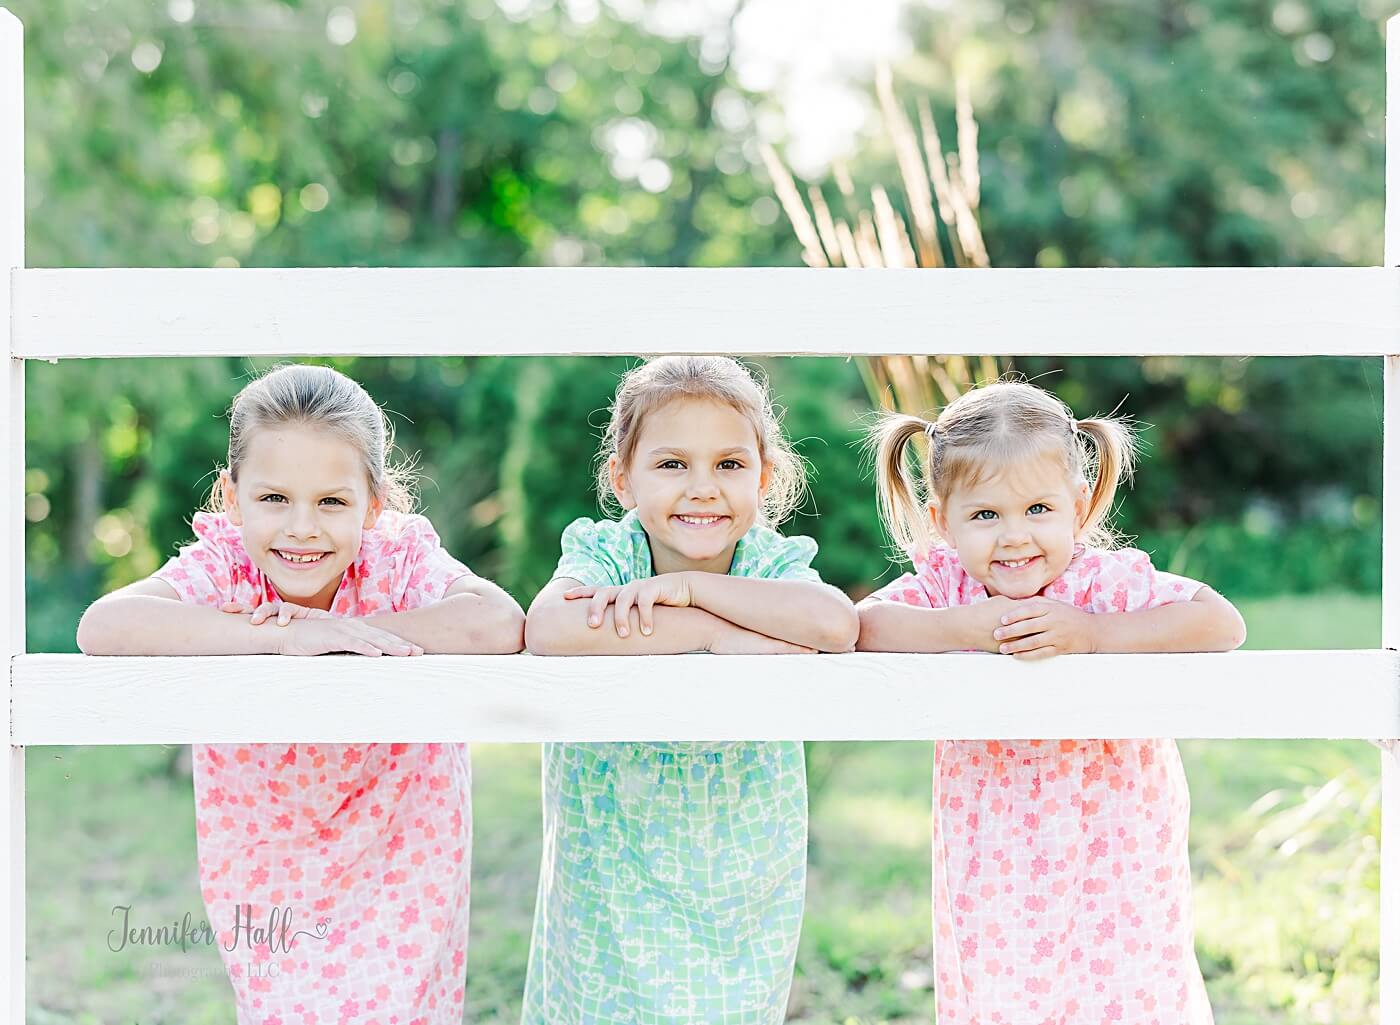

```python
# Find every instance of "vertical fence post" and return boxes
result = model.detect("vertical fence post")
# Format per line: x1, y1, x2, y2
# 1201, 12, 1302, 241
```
0, 7, 21, 1019
1383, 16, 1400, 1025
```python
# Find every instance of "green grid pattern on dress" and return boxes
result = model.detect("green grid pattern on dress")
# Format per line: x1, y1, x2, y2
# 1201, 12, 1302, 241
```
521, 512, 820, 1025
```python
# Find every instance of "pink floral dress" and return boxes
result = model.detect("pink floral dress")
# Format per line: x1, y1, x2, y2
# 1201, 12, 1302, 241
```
155, 510, 474, 1025
872, 545, 1215, 1025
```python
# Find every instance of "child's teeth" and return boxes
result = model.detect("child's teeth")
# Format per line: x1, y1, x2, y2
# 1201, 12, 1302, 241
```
281, 551, 323, 563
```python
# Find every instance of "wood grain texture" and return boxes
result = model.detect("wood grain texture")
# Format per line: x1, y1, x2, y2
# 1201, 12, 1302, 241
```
12, 651, 1399, 744
12, 266, 1400, 358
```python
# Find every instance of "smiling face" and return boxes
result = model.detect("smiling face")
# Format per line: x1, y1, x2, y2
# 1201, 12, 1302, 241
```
931, 450, 1089, 598
609, 397, 770, 575
221, 426, 382, 610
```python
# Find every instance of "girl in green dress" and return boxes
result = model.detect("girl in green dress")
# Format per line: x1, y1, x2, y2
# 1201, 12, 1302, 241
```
522, 356, 859, 1025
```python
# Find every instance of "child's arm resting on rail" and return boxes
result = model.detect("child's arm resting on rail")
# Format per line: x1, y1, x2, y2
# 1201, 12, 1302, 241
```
855, 594, 1012, 653
76, 578, 420, 657
677, 573, 857, 652
993, 586, 1247, 660
525, 577, 813, 655
363, 574, 525, 654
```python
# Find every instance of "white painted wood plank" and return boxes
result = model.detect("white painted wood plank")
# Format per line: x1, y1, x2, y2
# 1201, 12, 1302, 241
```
12, 651, 1399, 744
10, 267, 1400, 359
1381, 15, 1400, 1021
0, 6, 22, 1020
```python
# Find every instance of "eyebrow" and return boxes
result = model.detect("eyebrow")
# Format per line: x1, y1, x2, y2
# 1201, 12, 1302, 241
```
250, 482, 355, 494
960, 493, 1061, 507
645, 446, 755, 457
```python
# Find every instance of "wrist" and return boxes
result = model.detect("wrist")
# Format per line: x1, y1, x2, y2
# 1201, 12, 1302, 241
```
677, 571, 701, 608
1082, 614, 1101, 655
703, 613, 735, 653
265, 617, 296, 655
955, 606, 990, 653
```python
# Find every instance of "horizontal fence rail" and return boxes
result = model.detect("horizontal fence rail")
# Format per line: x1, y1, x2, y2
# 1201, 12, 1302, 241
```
12, 266, 1400, 358
14, 651, 1400, 745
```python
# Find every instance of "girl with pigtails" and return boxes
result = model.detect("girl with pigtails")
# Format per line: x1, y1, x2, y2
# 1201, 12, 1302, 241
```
858, 379, 1246, 1025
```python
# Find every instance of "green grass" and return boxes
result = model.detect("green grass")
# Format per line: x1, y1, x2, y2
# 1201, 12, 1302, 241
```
26, 593, 1384, 1023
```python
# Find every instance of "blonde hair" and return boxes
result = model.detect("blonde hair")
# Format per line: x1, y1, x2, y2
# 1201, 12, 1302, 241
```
208, 364, 414, 514
596, 356, 806, 526
870, 379, 1138, 555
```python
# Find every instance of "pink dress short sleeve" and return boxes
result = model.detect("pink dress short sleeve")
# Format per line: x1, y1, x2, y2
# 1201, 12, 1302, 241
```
875, 544, 1216, 1025
158, 510, 474, 1025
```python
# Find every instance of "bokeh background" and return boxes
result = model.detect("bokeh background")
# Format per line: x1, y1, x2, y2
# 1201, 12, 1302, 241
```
9, 0, 1391, 1022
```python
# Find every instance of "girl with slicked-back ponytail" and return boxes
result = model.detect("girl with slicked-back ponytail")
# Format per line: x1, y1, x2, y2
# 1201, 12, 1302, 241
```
858, 378, 1246, 1025
77, 363, 525, 1023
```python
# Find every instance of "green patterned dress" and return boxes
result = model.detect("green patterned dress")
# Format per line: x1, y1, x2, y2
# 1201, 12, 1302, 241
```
521, 512, 820, 1025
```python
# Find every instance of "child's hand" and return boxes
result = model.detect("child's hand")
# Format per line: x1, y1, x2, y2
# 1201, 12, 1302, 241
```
564, 574, 695, 638
275, 618, 424, 657
964, 595, 1022, 652
221, 600, 332, 626
707, 624, 815, 655
992, 597, 1096, 659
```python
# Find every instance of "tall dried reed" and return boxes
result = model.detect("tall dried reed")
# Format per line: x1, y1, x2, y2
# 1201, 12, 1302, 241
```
761, 66, 1002, 427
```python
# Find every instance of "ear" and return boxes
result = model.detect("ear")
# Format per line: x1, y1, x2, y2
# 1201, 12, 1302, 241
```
362, 493, 384, 530
1073, 481, 1091, 538
220, 470, 243, 527
758, 461, 772, 499
928, 502, 953, 548
608, 454, 637, 511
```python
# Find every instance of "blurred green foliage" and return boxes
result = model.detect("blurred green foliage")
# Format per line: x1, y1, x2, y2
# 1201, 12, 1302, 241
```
8, 0, 1387, 656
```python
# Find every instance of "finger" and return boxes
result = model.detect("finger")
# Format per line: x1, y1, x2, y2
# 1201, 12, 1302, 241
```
358, 625, 418, 654
220, 601, 246, 614
613, 585, 638, 638
562, 586, 596, 600
994, 616, 1048, 641
1013, 644, 1059, 661
345, 640, 384, 657
586, 590, 614, 628
999, 631, 1049, 655
998, 602, 1048, 626
250, 602, 280, 626
638, 592, 656, 636
278, 604, 296, 626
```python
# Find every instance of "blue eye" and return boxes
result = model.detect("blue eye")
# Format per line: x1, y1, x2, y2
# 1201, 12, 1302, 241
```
972, 509, 997, 521
320, 497, 347, 507
1028, 503, 1050, 515
259, 494, 287, 504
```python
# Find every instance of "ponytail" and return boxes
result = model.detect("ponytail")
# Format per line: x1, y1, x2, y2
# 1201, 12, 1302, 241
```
1074, 416, 1139, 547
871, 412, 937, 556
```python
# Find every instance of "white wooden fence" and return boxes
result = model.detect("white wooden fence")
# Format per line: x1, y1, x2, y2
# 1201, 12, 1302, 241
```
3, 5, 1400, 1021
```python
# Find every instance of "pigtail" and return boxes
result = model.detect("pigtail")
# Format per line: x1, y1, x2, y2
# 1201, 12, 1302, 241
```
1075, 415, 1139, 548
870, 412, 936, 556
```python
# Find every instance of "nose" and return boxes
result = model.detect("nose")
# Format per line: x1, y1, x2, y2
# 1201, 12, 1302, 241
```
999, 518, 1031, 546
286, 503, 320, 539
685, 469, 720, 500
